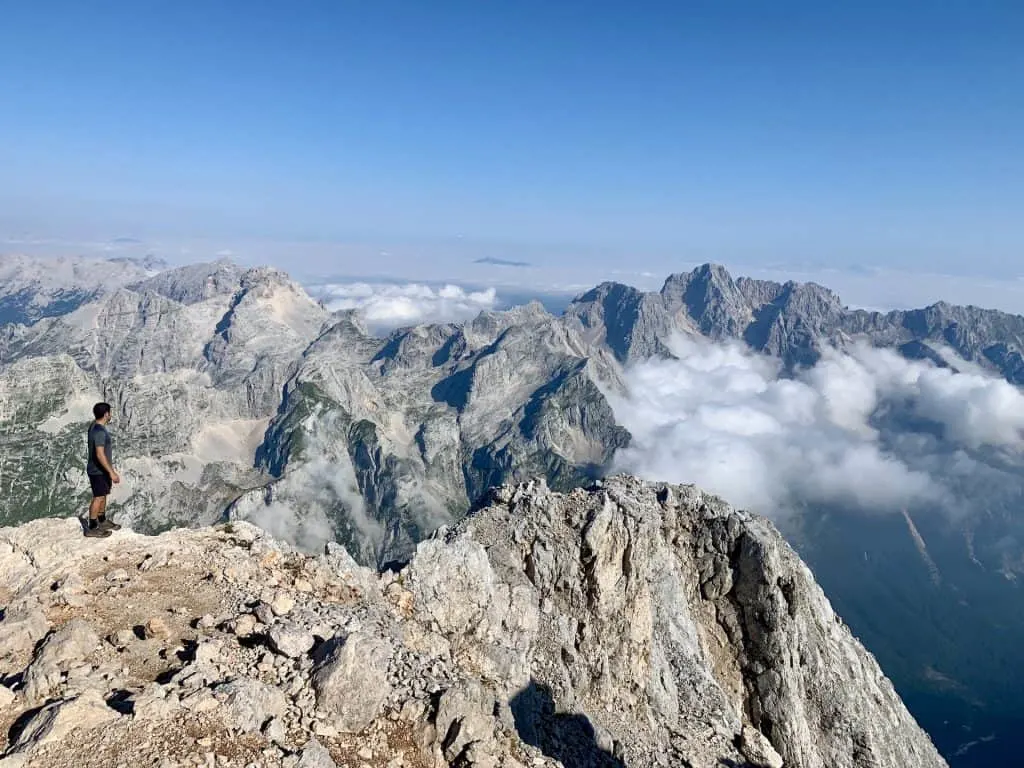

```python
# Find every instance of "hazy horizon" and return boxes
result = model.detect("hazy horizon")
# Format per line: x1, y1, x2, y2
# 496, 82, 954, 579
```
2, 1, 1021, 298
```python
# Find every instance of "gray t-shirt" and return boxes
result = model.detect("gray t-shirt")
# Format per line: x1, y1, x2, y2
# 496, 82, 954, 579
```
87, 422, 113, 476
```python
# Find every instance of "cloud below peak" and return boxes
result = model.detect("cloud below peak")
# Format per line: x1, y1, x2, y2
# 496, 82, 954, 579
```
609, 336, 1024, 520
313, 281, 499, 332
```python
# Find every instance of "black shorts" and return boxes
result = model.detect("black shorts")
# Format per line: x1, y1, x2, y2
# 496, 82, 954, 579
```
88, 471, 112, 498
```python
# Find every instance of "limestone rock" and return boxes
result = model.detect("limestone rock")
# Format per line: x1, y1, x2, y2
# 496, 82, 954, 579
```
0, 685, 15, 713
0, 477, 945, 768
405, 476, 946, 768
22, 618, 101, 703
741, 725, 785, 768
312, 631, 394, 733
269, 623, 315, 659
232, 613, 257, 637
433, 681, 499, 764
296, 738, 337, 768
0, 606, 50, 661
216, 676, 289, 734
9, 689, 120, 752
271, 593, 295, 616
145, 616, 170, 639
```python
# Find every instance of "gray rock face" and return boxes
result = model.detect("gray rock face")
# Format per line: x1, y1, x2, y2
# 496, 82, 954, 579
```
232, 301, 630, 566
23, 618, 101, 703
0, 256, 1019, 763
407, 476, 944, 768
268, 623, 315, 659
0, 260, 628, 570
296, 738, 337, 768
0, 260, 329, 531
0, 685, 15, 713
129, 258, 245, 305
7, 257, 1024, 573
9, 689, 120, 753
0, 480, 945, 767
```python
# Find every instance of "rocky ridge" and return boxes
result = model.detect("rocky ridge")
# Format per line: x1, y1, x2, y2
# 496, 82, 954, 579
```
0, 477, 945, 768
566, 263, 1024, 377
0, 254, 165, 327
0, 257, 1020, 765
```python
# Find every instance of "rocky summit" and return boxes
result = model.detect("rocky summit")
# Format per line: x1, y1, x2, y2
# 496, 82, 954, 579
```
0, 476, 944, 768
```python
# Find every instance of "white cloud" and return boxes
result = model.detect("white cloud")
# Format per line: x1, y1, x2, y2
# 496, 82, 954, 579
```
240, 501, 337, 555
315, 281, 498, 332
609, 336, 1024, 519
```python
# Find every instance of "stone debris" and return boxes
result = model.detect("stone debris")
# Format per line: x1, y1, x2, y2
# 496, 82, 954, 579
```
0, 477, 947, 768
268, 624, 315, 660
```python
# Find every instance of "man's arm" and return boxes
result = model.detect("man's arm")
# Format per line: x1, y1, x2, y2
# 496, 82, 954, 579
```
95, 445, 121, 483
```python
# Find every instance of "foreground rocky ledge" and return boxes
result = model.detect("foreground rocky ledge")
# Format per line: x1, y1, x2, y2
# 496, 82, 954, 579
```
0, 476, 945, 768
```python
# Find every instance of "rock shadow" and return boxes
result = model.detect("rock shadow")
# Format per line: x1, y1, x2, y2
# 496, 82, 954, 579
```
510, 679, 624, 768
7, 704, 45, 748
106, 689, 136, 715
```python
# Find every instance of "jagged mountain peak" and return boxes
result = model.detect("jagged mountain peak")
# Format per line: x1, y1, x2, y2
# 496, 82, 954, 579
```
237, 265, 303, 292
573, 279, 642, 302
660, 262, 737, 293
131, 259, 247, 305
0, 476, 945, 767
469, 298, 550, 329
565, 263, 1024, 378
320, 309, 377, 343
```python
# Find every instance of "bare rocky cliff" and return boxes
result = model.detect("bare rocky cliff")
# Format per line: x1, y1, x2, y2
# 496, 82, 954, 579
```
0, 477, 945, 768
566, 263, 1024, 378
230, 301, 629, 565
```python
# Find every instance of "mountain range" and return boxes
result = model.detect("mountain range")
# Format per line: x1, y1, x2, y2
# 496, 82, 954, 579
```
1, 253, 1023, 765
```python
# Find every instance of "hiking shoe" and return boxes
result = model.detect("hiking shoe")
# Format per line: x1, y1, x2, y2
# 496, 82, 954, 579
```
84, 525, 112, 538
99, 518, 122, 531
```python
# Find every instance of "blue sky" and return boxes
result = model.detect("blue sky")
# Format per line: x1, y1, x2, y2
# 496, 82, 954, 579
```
1, 1, 1022, 288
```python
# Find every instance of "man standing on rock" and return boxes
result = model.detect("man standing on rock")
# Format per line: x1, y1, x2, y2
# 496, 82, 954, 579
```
85, 402, 122, 538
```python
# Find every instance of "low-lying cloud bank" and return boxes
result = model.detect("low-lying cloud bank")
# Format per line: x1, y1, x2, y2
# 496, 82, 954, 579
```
313, 281, 498, 332
609, 336, 1024, 520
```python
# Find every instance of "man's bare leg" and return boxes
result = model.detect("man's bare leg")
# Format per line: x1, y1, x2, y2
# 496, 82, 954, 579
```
85, 495, 111, 537
95, 495, 120, 530
88, 496, 105, 523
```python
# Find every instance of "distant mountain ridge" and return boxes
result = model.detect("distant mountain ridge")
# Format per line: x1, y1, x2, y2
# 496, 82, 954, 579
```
0, 253, 168, 326
566, 262, 1024, 380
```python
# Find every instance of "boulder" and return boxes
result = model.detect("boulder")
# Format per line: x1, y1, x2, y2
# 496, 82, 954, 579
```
23, 618, 101, 703
312, 631, 393, 733
215, 676, 289, 734
268, 623, 315, 659
10, 690, 120, 753
0, 685, 15, 713
297, 738, 337, 768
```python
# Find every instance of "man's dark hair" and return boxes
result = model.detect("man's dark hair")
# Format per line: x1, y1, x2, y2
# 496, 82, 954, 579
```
93, 402, 112, 420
